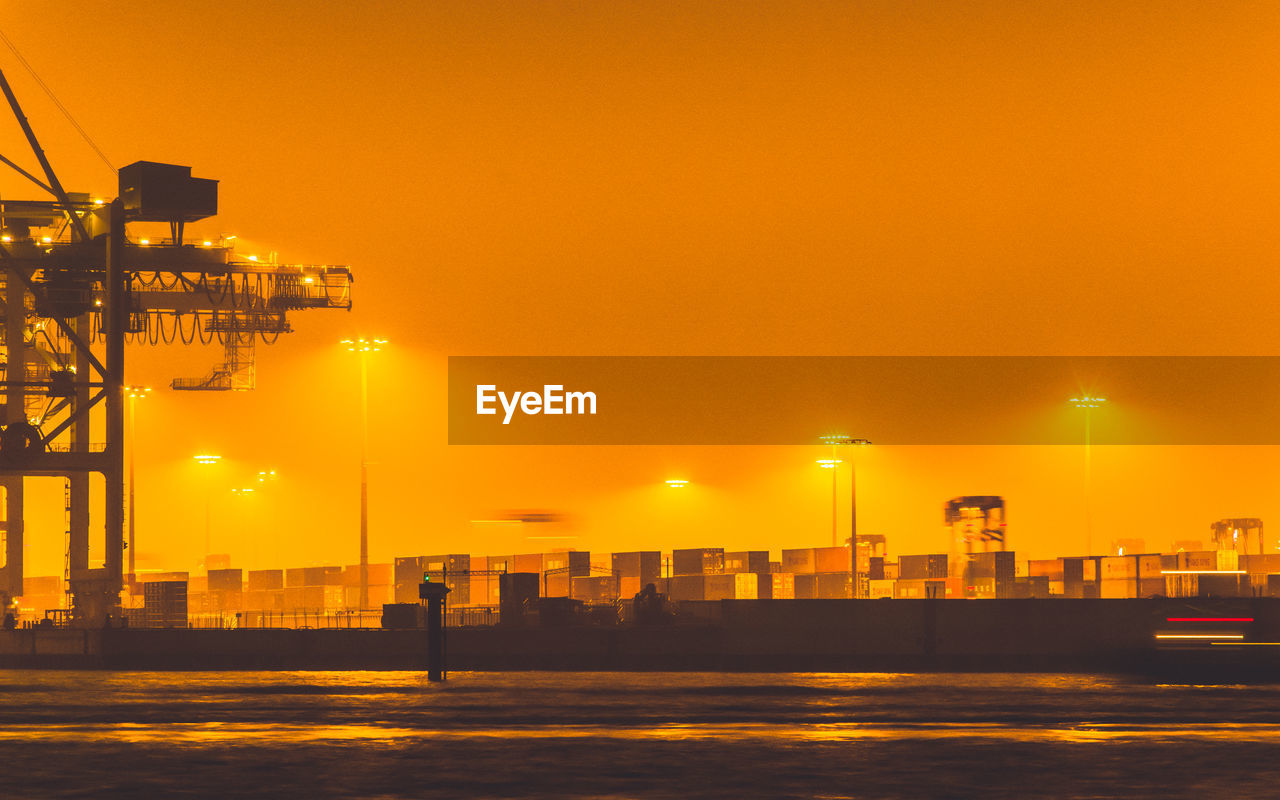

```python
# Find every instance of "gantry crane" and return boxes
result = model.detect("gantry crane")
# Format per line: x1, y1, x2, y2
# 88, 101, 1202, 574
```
0, 69, 353, 625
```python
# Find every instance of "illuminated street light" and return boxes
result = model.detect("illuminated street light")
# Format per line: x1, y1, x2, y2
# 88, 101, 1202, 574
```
192, 454, 221, 564
665, 479, 689, 488
820, 435, 873, 597
341, 337, 387, 610
125, 386, 151, 584
1069, 396, 1107, 557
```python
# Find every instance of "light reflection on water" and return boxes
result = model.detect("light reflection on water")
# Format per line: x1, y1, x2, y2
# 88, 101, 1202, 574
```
1, 671, 1279, 798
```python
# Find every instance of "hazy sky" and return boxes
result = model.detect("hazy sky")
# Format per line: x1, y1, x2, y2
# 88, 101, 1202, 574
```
1, 2, 1278, 574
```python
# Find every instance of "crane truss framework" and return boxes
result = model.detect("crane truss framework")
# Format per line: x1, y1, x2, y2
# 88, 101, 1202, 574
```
0, 196, 351, 624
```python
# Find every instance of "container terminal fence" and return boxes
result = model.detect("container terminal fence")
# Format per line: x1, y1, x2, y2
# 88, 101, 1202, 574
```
181, 607, 504, 630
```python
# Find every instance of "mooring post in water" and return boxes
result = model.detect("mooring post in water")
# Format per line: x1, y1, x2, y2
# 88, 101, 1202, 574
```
419, 573, 451, 680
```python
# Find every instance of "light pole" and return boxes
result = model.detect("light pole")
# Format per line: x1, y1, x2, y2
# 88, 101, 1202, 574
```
193, 454, 221, 566
342, 337, 386, 611
1069, 396, 1106, 557
125, 385, 150, 585
816, 458, 843, 546
820, 435, 871, 547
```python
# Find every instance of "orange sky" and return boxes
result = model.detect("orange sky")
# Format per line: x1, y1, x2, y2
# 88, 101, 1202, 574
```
1, 2, 1278, 575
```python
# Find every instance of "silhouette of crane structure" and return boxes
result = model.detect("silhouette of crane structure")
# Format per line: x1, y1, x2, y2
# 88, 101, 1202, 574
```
0, 69, 352, 626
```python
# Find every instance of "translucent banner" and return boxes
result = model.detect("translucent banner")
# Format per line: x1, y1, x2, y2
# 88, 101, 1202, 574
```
447, 356, 1280, 445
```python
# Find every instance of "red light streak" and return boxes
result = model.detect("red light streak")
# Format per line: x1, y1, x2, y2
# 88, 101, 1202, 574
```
1165, 617, 1254, 622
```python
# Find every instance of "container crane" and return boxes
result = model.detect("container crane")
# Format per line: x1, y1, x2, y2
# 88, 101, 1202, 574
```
0, 68, 353, 625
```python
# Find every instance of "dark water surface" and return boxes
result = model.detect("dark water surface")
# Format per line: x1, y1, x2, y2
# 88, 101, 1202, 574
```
0, 670, 1276, 798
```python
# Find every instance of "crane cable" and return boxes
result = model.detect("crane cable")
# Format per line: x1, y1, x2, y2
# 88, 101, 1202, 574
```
0, 28, 115, 173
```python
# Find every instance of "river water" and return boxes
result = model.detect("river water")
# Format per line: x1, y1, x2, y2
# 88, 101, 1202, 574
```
0, 670, 1276, 798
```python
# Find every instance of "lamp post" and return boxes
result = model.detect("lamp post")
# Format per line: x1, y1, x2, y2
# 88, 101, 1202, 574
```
819, 436, 871, 547
193, 454, 221, 565
125, 386, 150, 584
816, 458, 843, 546
342, 337, 386, 611
1069, 396, 1106, 557
822, 435, 872, 598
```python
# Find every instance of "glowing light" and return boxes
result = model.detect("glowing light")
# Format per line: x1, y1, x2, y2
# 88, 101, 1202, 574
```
1154, 634, 1245, 640
202, 241, 212, 247
0, 235, 10, 243
341, 337, 387, 353
41, 236, 51, 243
303, 277, 315, 284
93, 299, 102, 307
1069, 395, 1107, 408
821, 435, 871, 446
257, 469, 278, 482
247, 255, 259, 262
816, 459, 842, 469
193, 454, 221, 465
139, 238, 150, 245
665, 479, 689, 488
125, 385, 152, 399
1167, 618, 1254, 622
92, 198, 104, 206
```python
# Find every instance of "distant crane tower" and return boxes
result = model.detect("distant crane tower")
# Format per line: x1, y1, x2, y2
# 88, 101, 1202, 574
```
1210, 518, 1263, 555
0, 69, 353, 626
944, 495, 1006, 578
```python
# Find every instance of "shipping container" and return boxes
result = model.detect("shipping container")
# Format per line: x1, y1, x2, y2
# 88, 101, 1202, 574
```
770, 573, 795, 600
899, 554, 947, 580
672, 548, 724, 576
207, 568, 243, 593
612, 551, 662, 583
733, 573, 760, 600
1138, 577, 1165, 598
868, 579, 894, 599
136, 571, 191, 584
1028, 559, 1063, 580
667, 574, 706, 601
244, 589, 285, 612
723, 551, 769, 574
1217, 550, 1240, 572
894, 578, 927, 599
815, 546, 852, 573
1243, 554, 1280, 574
393, 557, 424, 587
1267, 575, 1280, 598
541, 551, 590, 575
143, 581, 187, 628
424, 554, 471, 577
781, 548, 817, 575
1099, 577, 1134, 599
793, 574, 817, 600
703, 574, 738, 601
1199, 573, 1249, 598
619, 576, 643, 600
814, 572, 852, 599
571, 575, 619, 604
513, 553, 543, 574
868, 557, 885, 581
499, 573, 540, 622
247, 569, 283, 591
